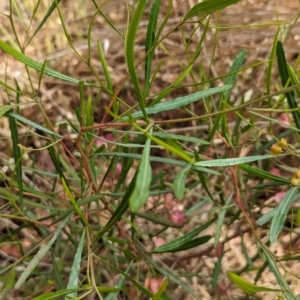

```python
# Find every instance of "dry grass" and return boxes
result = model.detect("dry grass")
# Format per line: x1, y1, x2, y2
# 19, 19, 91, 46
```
1, 0, 300, 299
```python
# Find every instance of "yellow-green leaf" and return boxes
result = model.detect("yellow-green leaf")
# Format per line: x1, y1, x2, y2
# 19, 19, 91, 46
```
228, 272, 281, 295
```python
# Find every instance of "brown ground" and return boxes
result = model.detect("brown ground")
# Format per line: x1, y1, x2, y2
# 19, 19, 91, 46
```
1, 0, 300, 299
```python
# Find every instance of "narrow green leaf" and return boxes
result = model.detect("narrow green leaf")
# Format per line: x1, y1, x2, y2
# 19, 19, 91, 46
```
51, 251, 65, 290
0, 105, 13, 117
98, 155, 118, 191
32, 288, 89, 300
97, 40, 113, 93
152, 279, 168, 300
204, 50, 246, 147
266, 29, 279, 98
47, 145, 65, 179
261, 247, 295, 300
239, 164, 290, 184
276, 41, 300, 129
1, 268, 15, 299
152, 217, 216, 253
129, 130, 152, 212
184, 0, 242, 20
136, 130, 193, 163
288, 63, 300, 98
124, 85, 232, 120
161, 235, 211, 253
0, 39, 92, 86
125, 0, 148, 119
93, 171, 138, 242
228, 272, 281, 295
15, 215, 72, 289
27, 0, 62, 46
151, 132, 209, 145
98, 152, 220, 175
269, 186, 299, 243
212, 255, 222, 291
65, 230, 86, 299
7, 112, 62, 138
150, 64, 193, 107
257, 209, 277, 227
123, 248, 139, 261
223, 49, 247, 99
104, 262, 133, 300
61, 178, 90, 229
297, 206, 300, 227
141, 252, 197, 298
145, 0, 161, 96
194, 154, 276, 167
97, 256, 171, 300
7, 109, 23, 211
173, 164, 192, 200
194, 151, 216, 203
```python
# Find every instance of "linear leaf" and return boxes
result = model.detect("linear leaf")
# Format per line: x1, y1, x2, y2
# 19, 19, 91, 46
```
109, 130, 209, 145
269, 186, 299, 243
141, 252, 197, 298
257, 207, 278, 226
104, 262, 133, 300
184, 0, 242, 20
173, 164, 192, 200
150, 64, 193, 107
97, 256, 171, 300
228, 272, 281, 295
61, 178, 90, 229
159, 235, 211, 253
152, 217, 216, 253
145, 0, 161, 96
65, 230, 86, 299
15, 215, 72, 289
27, 0, 62, 45
7, 112, 62, 138
0, 39, 92, 86
125, 0, 148, 119
0, 105, 13, 117
93, 171, 138, 242
124, 85, 232, 119
223, 49, 247, 98
151, 132, 209, 145
297, 207, 300, 227
204, 50, 246, 146
7, 109, 24, 210
239, 164, 290, 184
97, 40, 113, 93
32, 288, 89, 300
152, 279, 168, 300
98, 152, 220, 175
261, 247, 295, 300
194, 154, 276, 167
129, 131, 152, 212
276, 41, 300, 129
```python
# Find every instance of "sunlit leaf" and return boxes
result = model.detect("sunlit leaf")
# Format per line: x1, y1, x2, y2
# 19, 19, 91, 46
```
184, 0, 242, 20
228, 272, 281, 295
125, 85, 231, 119
0, 40, 92, 86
